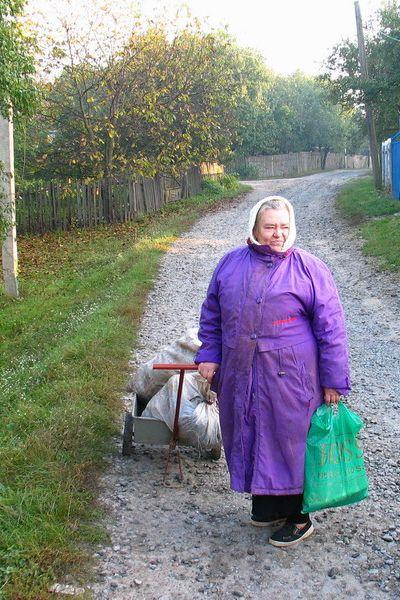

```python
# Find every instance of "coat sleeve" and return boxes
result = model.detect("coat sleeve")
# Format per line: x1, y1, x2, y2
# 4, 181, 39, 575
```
308, 261, 351, 395
194, 259, 224, 365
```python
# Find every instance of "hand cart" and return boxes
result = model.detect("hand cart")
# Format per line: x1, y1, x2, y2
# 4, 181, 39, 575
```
122, 363, 221, 481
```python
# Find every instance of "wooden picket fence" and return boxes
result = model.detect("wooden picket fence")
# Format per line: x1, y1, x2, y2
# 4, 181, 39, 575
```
226, 151, 369, 178
16, 167, 202, 235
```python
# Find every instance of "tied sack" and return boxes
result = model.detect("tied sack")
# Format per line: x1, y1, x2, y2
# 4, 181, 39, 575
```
128, 328, 200, 401
302, 402, 368, 513
142, 372, 221, 451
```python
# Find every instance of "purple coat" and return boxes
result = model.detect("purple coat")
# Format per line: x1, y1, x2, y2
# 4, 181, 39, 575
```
195, 243, 351, 495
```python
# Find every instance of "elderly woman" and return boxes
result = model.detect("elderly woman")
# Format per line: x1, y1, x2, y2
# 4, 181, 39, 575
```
195, 196, 351, 548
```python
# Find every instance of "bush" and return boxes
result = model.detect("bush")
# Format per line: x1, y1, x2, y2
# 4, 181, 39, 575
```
218, 174, 239, 189
201, 178, 224, 194
201, 174, 239, 194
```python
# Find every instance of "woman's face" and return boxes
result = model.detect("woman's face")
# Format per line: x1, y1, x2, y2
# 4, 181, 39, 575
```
254, 208, 290, 249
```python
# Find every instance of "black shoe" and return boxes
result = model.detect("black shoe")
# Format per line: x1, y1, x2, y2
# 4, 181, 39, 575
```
268, 521, 314, 547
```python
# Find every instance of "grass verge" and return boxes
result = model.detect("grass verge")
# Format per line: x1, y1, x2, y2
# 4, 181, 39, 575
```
336, 176, 400, 271
0, 179, 251, 599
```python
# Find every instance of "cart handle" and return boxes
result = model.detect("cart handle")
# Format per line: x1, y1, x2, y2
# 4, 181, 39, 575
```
152, 363, 198, 370
151, 363, 198, 450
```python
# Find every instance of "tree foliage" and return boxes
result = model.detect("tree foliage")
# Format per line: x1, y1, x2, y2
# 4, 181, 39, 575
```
322, 1, 400, 142
0, 0, 37, 117
14, 4, 366, 182
16, 14, 253, 180
234, 71, 361, 163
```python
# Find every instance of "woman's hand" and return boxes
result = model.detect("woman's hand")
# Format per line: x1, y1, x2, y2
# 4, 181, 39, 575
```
323, 387, 341, 405
198, 362, 220, 384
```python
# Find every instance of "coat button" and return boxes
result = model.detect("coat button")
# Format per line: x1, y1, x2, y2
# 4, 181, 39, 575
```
266, 261, 273, 268
256, 297, 262, 304
250, 333, 257, 340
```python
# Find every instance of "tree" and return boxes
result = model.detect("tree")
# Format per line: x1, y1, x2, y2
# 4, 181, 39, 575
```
18, 14, 258, 185
15, 3, 365, 186
0, 0, 37, 297
342, 109, 369, 155
228, 48, 277, 157
234, 71, 354, 163
322, 1, 400, 143
0, 0, 37, 117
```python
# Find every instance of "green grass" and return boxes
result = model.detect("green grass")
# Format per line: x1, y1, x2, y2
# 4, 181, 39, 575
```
0, 179, 251, 599
336, 176, 400, 271
361, 217, 400, 271
336, 176, 400, 221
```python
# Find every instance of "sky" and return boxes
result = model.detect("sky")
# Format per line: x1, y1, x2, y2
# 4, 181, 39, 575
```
26, 0, 388, 76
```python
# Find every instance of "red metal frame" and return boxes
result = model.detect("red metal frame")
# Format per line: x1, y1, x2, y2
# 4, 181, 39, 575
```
152, 363, 198, 483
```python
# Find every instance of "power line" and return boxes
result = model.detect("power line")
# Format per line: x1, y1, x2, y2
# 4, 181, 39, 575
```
381, 32, 400, 43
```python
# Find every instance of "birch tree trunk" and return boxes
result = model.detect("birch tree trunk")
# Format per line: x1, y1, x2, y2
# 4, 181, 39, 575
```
0, 110, 19, 298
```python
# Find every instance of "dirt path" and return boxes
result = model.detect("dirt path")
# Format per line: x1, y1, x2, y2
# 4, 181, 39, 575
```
88, 171, 400, 600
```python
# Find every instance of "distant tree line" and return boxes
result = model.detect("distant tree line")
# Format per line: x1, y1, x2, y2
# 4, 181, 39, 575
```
235, 71, 366, 167
8, 1, 370, 186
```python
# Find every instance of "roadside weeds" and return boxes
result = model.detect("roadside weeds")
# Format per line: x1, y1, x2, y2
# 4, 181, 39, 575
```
336, 176, 400, 271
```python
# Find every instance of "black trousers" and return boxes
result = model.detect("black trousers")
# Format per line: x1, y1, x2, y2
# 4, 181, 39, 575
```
251, 494, 310, 524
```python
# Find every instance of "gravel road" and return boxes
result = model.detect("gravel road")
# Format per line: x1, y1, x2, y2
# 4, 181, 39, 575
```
88, 170, 400, 600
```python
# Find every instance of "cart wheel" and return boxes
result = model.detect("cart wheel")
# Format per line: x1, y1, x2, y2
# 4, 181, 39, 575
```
122, 411, 134, 456
204, 445, 221, 461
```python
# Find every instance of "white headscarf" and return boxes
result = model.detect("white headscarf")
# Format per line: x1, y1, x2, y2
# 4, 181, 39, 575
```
248, 195, 296, 252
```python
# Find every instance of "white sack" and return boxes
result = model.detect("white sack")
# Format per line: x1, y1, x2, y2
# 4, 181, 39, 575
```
129, 327, 200, 400
142, 372, 221, 450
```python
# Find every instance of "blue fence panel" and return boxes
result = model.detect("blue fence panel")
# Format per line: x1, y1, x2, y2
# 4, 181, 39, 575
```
391, 131, 400, 200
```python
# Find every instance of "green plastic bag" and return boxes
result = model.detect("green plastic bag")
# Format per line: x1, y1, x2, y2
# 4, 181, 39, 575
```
302, 402, 368, 513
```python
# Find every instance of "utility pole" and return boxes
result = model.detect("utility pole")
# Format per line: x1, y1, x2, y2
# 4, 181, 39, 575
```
0, 108, 19, 298
354, 1, 382, 189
